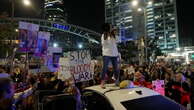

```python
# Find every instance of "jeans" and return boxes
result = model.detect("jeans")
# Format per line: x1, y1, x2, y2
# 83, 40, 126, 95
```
102, 56, 120, 83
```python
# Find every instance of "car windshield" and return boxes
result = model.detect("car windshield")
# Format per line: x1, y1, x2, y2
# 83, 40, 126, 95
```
121, 95, 186, 110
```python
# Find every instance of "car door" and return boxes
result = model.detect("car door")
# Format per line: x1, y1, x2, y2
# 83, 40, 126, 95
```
82, 90, 114, 110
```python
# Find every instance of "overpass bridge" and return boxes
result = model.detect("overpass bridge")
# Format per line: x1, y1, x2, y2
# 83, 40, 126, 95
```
0, 17, 101, 51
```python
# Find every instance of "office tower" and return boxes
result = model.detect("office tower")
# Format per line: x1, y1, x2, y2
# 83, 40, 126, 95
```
44, 0, 67, 23
150, 0, 179, 53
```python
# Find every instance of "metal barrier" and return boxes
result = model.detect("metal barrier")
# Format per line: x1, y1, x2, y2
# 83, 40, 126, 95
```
34, 90, 63, 110
42, 94, 77, 110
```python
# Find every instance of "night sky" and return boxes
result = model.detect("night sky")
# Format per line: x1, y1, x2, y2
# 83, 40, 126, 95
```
0, 0, 105, 33
176, 0, 194, 43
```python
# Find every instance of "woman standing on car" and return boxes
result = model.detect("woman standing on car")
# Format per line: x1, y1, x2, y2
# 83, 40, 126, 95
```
101, 23, 120, 88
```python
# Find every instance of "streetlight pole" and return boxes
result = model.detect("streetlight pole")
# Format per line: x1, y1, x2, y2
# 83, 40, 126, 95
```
143, 7, 148, 63
144, 1, 153, 64
10, 0, 31, 73
134, 0, 152, 64
10, 0, 15, 73
11, 0, 14, 19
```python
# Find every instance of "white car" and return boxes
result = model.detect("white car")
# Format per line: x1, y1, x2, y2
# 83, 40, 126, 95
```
82, 84, 185, 110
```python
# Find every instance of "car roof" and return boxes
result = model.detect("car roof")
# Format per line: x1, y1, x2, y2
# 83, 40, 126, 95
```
84, 84, 181, 110
85, 84, 159, 100
105, 87, 159, 102
85, 84, 120, 94
85, 84, 159, 102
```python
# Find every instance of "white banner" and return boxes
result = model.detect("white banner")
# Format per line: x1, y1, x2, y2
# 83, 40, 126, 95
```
58, 58, 72, 81
19, 21, 39, 31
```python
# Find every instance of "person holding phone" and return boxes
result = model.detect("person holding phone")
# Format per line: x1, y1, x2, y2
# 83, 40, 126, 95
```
101, 23, 120, 88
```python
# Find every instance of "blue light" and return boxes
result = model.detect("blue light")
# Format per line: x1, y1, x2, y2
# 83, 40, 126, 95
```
53, 23, 70, 31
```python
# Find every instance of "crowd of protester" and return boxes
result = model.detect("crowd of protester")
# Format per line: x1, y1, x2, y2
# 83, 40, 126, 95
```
0, 66, 82, 110
0, 60, 194, 110
93, 61, 193, 109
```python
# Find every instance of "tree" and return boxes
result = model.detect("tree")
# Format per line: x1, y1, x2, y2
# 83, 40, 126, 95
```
118, 41, 138, 63
0, 17, 18, 58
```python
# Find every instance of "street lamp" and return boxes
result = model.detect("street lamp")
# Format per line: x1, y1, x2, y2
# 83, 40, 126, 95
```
10, 0, 31, 74
132, 0, 138, 7
176, 47, 181, 51
53, 43, 58, 48
15, 29, 19, 32
12, 0, 31, 18
137, 8, 143, 12
78, 43, 83, 49
148, 1, 153, 5
23, 0, 31, 6
132, 1, 153, 64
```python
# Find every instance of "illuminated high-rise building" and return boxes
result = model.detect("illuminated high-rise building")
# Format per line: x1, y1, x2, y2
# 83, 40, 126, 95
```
150, 0, 179, 53
105, 0, 181, 53
105, 0, 146, 41
44, 0, 67, 23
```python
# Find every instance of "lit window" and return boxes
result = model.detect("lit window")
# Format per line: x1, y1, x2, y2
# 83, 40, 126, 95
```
155, 16, 161, 19
170, 34, 176, 38
146, 8, 153, 11
148, 33, 154, 36
124, 16, 132, 19
159, 36, 164, 39
125, 25, 133, 29
125, 19, 132, 22
170, 17, 175, 20
147, 11, 153, 15
147, 22, 154, 25
147, 15, 154, 18
124, 10, 132, 13
167, 13, 172, 17
147, 19, 154, 22
154, 3, 163, 7
148, 29, 154, 32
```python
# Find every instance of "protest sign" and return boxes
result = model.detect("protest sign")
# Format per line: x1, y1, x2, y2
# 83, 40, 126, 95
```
18, 22, 39, 52
57, 50, 94, 83
34, 31, 50, 56
58, 57, 73, 81
69, 50, 93, 83
152, 80, 165, 95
